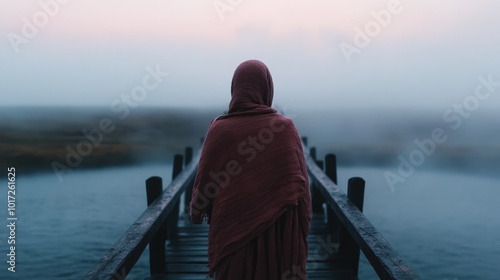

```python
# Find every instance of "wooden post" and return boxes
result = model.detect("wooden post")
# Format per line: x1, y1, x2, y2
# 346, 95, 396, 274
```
310, 147, 317, 161
339, 177, 365, 276
172, 154, 184, 178
301, 136, 308, 146
348, 177, 365, 212
146, 176, 166, 275
166, 154, 183, 241
316, 160, 326, 214
183, 147, 194, 214
310, 147, 324, 213
184, 147, 193, 166
325, 154, 339, 235
325, 154, 338, 184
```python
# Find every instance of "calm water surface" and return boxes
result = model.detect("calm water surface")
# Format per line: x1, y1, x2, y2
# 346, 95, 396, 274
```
0, 165, 498, 279
0, 164, 172, 280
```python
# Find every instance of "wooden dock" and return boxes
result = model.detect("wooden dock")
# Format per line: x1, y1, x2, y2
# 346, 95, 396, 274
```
85, 137, 420, 280
145, 214, 356, 280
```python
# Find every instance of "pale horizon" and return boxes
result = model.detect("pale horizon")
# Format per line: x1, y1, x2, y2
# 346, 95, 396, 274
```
1, 0, 499, 111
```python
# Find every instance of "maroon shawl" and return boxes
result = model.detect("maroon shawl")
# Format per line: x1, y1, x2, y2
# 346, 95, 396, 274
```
190, 60, 311, 272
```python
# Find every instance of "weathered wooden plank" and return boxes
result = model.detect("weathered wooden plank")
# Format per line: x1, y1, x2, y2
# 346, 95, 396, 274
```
159, 215, 345, 278
84, 149, 201, 280
166, 263, 210, 273
303, 145, 420, 280
146, 274, 212, 280
163, 253, 343, 264
162, 262, 356, 273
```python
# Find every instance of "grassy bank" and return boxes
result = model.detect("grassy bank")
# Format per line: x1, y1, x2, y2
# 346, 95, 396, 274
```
0, 106, 221, 174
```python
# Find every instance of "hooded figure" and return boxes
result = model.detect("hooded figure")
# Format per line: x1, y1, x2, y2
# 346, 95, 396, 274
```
190, 60, 312, 279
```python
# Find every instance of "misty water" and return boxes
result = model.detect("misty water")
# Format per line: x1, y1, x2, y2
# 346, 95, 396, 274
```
0, 108, 499, 279
0, 165, 498, 279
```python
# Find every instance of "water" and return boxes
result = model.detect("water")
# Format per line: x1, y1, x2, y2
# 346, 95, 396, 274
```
337, 167, 500, 280
0, 164, 172, 280
0, 107, 498, 279
0, 164, 498, 279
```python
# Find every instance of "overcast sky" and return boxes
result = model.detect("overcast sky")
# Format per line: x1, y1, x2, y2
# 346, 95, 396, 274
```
1, 0, 499, 111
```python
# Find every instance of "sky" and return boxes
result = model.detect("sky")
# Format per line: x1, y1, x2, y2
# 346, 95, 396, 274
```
1, 0, 499, 111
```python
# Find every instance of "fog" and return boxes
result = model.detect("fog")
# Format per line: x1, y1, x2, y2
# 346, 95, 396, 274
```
1, 1, 499, 112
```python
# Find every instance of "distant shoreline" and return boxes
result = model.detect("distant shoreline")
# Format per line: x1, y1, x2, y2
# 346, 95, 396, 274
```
1, 106, 498, 179
0, 107, 221, 175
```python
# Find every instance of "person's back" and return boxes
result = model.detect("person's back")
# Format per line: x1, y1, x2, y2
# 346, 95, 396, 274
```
190, 60, 312, 280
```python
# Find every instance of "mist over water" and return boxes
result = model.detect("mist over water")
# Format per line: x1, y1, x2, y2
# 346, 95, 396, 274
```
2, 105, 498, 176
291, 107, 500, 179
2, 0, 499, 278
0, 106, 498, 279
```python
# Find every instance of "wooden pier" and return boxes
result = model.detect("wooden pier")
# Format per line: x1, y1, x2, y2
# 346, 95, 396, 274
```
85, 137, 420, 280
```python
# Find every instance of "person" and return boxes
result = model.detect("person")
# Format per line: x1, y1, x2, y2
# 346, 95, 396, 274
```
190, 59, 312, 280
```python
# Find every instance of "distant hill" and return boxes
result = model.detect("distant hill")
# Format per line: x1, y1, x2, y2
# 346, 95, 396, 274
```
0, 106, 221, 174
1, 106, 498, 179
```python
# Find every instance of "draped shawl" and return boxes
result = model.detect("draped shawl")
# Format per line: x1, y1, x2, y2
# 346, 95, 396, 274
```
190, 60, 311, 272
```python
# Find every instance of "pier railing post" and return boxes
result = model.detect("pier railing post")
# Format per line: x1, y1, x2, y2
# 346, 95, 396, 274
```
310, 147, 316, 161
146, 176, 166, 275
301, 136, 308, 146
166, 154, 183, 241
310, 147, 326, 213
339, 177, 365, 276
325, 154, 339, 237
183, 147, 194, 215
